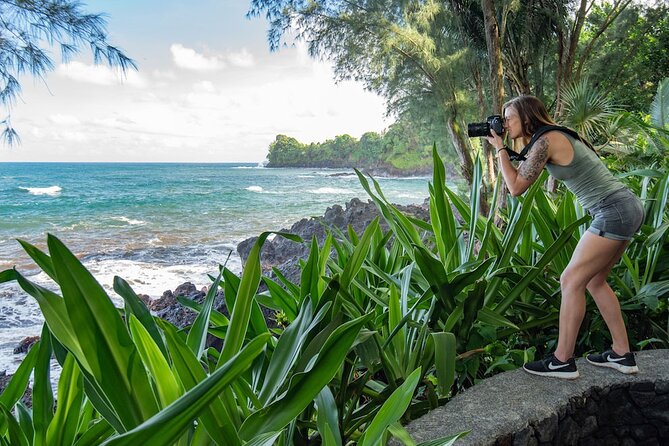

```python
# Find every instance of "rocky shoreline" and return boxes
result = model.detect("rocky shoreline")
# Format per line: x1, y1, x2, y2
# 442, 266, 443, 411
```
3, 197, 431, 400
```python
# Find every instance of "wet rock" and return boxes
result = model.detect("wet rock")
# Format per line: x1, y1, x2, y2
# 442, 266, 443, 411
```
0, 370, 32, 408
13, 336, 40, 354
237, 197, 430, 285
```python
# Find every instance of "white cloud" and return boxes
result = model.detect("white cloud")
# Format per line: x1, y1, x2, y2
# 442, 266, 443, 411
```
170, 44, 225, 71
193, 81, 216, 93
49, 114, 81, 125
227, 48, 255, 67
57, 62, 147, 88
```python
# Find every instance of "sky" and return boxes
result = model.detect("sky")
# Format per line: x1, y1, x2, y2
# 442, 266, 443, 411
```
0, 0, 391, 163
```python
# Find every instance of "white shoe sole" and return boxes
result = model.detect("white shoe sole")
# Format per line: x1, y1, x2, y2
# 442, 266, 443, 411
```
523, 366, 580, 380
586, 357, 639, 374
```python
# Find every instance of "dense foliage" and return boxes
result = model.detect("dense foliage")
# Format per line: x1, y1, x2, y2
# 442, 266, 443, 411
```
250, 0, 668, 184
267, 111, 456, 174
0, 80, 666, 442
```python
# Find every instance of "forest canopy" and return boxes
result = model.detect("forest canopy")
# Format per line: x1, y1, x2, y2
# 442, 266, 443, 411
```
257, 0, 669, 179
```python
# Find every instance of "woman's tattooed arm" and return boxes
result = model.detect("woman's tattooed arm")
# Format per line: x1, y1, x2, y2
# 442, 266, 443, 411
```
518, 136, 549, 184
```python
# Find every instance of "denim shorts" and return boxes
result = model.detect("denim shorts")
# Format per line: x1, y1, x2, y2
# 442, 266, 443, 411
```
587, 188, 644, 241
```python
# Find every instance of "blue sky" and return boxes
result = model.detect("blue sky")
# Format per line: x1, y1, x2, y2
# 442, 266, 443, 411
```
1, 0, 389, 162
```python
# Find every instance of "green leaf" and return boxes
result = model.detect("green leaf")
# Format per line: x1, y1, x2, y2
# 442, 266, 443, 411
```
158, 319, 235, 445
187, 272, 222, 358
47, 234, 158, 428
218, 232, 288, 368
73, 419, 114, 446
477, 307, 519, 330
0, 404, 29, 446
129, 315, 183, 408
0, 338, 39, 410
12, 271, 88, 370
114, 276, 167, 358
102, 333, 271, 446
315, 386, 342, 446
340, 218, 378, 289
493, 215, 589, 314
46, 354, 84, 446
238, 315, 369, 440
17, 239, 57, 282
416, 431, 470, 446
16, 403, 33, 446
259, 299, 330, 405
358, 367, 422, 446
242, 431, 283, 446
432, 332, 455, 397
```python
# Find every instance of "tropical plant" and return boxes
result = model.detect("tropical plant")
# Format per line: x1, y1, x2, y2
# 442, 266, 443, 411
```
2, 132, 666, 445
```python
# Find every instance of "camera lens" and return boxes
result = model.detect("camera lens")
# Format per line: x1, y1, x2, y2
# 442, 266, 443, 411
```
467, 122, 490, 138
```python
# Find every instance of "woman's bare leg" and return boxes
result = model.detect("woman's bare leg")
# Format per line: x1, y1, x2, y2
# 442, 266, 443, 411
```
586, 241, 631, 354
553, 232, 629, 362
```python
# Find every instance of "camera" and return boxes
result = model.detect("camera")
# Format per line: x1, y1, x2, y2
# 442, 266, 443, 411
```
467, 115, 505, 137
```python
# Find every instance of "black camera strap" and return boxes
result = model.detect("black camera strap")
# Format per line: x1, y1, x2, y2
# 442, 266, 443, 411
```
509, 125, 595, 162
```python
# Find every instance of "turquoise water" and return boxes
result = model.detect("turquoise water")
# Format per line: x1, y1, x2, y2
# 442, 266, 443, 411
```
0, 162, 431, 372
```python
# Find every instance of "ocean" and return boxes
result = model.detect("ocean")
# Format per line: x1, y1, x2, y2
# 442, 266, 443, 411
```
0, 162, 433, 374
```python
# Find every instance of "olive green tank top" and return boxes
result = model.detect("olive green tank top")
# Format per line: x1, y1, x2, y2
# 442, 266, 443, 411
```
544, 133, 626, 209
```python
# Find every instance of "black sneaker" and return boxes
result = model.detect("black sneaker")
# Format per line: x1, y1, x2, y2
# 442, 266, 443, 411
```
522, 354, 580, 379
586, 349, 639, 374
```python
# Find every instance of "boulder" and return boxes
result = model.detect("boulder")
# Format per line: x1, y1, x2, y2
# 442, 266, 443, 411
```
237, 197, 430, 285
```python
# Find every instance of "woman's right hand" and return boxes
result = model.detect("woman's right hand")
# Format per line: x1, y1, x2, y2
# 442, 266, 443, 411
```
485, 129, 505, 151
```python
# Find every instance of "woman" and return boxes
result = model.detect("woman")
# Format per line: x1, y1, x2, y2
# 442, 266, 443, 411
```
486, 95, 643, 379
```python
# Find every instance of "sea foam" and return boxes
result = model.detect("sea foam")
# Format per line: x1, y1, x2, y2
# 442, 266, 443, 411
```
19, 185, 62, 196
111, 216, 146, 225
309, 187, 355, 195
246, 186, 263, 192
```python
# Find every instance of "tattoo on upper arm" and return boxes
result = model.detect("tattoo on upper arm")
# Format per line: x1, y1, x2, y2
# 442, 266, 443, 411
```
518, 136, 549, 183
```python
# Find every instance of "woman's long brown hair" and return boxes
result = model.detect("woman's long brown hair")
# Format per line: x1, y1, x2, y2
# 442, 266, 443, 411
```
503, 95, 556, 138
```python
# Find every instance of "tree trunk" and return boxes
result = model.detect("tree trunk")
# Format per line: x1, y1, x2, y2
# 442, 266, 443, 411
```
473, 64, 497, 187
446, 116, 474, 186
480, 0, 506, 218
481, 0, 505, 114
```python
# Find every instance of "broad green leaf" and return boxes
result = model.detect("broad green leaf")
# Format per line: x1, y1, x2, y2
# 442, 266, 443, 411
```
12, 271, 88, 371
187, 272, 222, 358
494, 216, 589, 313
177, 297, 230, 327
238, 315, 369, 440
47, 234, 158, 428
416, 431, 470, 446
301, 237, 321, 304
16, 403, 33, 445
259, 299, 330, 405
263, 278, 299, 321
476, 307, 519, 330
114, 276, 167, 358
46, 354, 84, 446
358, 367, 422, 446
0, 404, 29, 446
129, 315, 182, 408
0, 338, 39, 410
340, 218, 378, 289
315, 386, 342, 446
102, 333, 270, 446
432, 332, 455, 397
17, 239, 57, 281
242, 431, 283, 446
159, 319, 236, 445
219, 232, 287, 368
73, 419, 114, 446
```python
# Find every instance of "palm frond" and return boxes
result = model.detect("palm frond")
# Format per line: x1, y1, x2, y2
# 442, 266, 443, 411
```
650, 78, 669, 128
